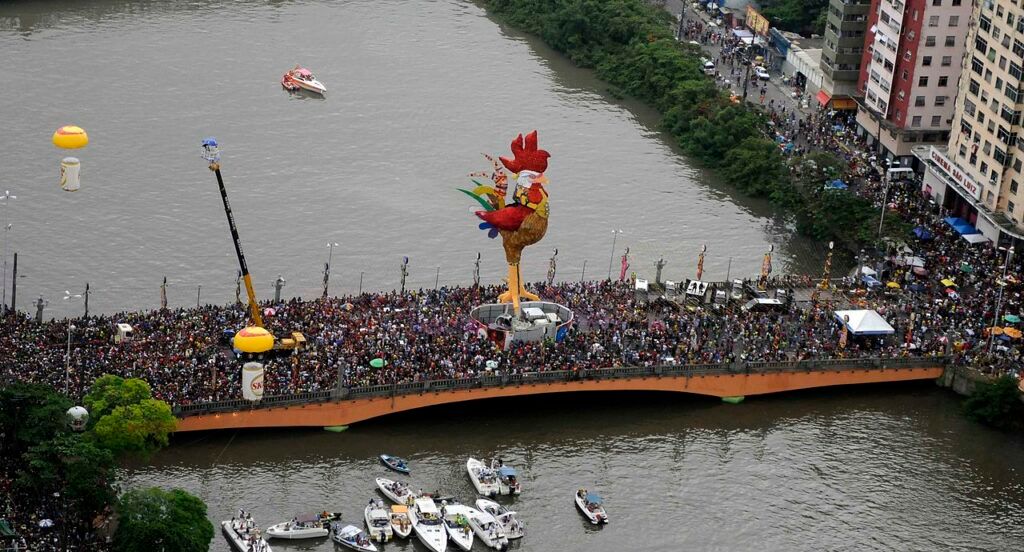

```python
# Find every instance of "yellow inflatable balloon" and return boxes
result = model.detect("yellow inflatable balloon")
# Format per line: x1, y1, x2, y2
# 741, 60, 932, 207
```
234, 326, 275, 353
53, 126, 89, 149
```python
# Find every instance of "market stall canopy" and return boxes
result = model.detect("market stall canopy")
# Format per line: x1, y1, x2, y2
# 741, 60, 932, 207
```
940, 278, 957, 287
912, 226, 934, 240
1005, 314, 1021, 323
962, 233, 990, 244
943, 216, 980, 235
825, 179, 848, 190
901, 256, 926, 268
834, 309, 896, 335
859, 266, 878, 277
861, 274, 882, 288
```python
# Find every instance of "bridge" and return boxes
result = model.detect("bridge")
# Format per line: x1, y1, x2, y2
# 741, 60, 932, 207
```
173, 356, 947, 432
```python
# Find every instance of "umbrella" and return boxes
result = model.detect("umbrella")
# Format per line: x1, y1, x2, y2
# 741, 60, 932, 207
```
989, 326, 1004, 336
913, 267, 928, 276
912, 226, 934, 240
1003, 327, 1022, 339
369, 358, 386, 368
39, 519, 54, 528
886, 282, 901, 289
940, 278, 957, 287
960, 262, 973, 273
1004, 314, 1021, 324
946, 289, 959, 299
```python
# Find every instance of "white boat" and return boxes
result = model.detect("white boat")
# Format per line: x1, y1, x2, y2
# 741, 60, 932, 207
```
475, 499, 524, 540
439, 503, 474, 552
376, 476, 415, 505
389, 504, 413, 539
466, 458, 499, 497
265, 512, 340, 539
466, 507, 509, 550
410, 497, 447, 552
281, 66, 327, 95
575, 489, 608, 525
332, 524, 377, 552
221, 512, 273, 552
364, 499, 393, 543
490, 460, 521, 496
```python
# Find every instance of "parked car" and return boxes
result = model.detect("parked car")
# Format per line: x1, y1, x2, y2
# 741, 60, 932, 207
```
754, 66, 770, 81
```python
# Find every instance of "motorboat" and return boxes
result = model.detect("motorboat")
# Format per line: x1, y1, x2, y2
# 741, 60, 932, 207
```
440, 503, 475, 552
466, 458, 499, 497
410, 497, 447, 552
281, 65, 326, 95
266, 511, 340, 539
379, 454, 410, 475
376, 476, 414, 505
489, 460, 521, 495
475, 499, 524, 540
575, 489, 609, 525
364, 499, 393, 543
389, 504, 413, 539
332, 523, 377, 552
465, 507, 509, 550
222, 511, 272, 552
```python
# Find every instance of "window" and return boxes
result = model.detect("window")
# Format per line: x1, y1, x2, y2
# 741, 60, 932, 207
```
898, 91, 906, 101
977, 36, 989, 54
912, 116, 922, 127
929, 15, 939, 27
1012, 181, 1020, 194
925, 36, 936, 47
932, 115, 942, 126
971, 57, 983, 75
938, 76, 949, 87
902, 69, 909, 80
915, 96, 926, 106
919, 76, 929, 86
945, 36, 955, 47
941, 56, 952, 66
1014, 40, 1024, 58
1007, 87, 1021, 103
932, 0, 941, 4
952, 0, 960, 5
970, 79, 981, 95
924, 56, 933, 66
949, 15, 959, 26
1011, 62, 1024, 80
1009, 201, 1016, 214
936, 96, 947, 106
965, 99, 977, 116
980, 15, 992, 32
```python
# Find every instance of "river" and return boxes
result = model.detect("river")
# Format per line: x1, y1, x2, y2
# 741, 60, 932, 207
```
126, 385, 1024, 551
0, 0, 834, 320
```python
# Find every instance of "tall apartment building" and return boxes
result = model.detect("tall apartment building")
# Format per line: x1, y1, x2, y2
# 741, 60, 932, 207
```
854, 0, 972, 167
820, 0, 871, 109
916, 0, 1024, 244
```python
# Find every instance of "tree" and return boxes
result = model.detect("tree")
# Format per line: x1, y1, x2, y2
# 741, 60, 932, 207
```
0, 382, 71, 453
92, 399, 177, 458
114, 487, 214, 552
83, 374, 153, 422
963, 375, 1024, 430
721, 137, 789, 198
18, 433, 117, 517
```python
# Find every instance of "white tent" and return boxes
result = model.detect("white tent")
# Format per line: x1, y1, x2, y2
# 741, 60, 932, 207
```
834, 309, 895, 335
900, 256, 926, 267
961, 233, 990, 245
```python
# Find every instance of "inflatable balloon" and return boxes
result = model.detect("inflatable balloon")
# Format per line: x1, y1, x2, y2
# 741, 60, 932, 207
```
234, 326, 274, 353
369, 358, 385, 368
53, 126, 88, 192
242, 362, 265, 401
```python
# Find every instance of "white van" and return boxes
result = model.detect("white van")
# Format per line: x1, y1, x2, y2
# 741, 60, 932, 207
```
703, 60, 717, 75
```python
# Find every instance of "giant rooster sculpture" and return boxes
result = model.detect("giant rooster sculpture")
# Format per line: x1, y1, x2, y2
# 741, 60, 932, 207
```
460, 131, 551, 317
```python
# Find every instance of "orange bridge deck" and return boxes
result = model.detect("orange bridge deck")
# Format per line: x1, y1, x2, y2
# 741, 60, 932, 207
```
174, 357, 947, 432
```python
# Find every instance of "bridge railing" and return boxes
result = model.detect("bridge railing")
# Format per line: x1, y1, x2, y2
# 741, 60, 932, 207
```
172, 356, 947, 417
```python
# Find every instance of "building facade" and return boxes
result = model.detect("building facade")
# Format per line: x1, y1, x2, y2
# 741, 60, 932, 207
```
917, 0, 1024, 245
854, 0, 972, 167
820, 0, 871, 109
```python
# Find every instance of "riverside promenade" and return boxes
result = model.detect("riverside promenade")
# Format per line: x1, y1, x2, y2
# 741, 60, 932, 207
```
174, 356, 946, 431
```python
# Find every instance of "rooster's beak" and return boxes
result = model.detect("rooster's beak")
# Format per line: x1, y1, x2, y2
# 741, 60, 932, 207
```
533, 174, 549, 185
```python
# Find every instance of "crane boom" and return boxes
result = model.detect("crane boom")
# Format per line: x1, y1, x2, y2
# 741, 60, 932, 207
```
209, 162, 263, 327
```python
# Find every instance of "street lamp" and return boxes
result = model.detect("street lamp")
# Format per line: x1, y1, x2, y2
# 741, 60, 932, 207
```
607, 229, 623, 280
63, 290, 82, 397
988, 246, 1015, 354
1, 190, 16, 313
877, 161, 898, 238
324, 242, 339, 297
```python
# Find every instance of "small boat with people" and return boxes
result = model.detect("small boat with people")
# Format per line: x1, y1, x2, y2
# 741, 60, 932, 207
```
379, 454, 410, 475
490, 459, 521, 495
466, 457, 499, 497
266, 511, 340, 539
281, 65, 327, 95
332, 523, 378, 552
222, 510, 273, 552
465, 507, 509, 550
364, 498, 393, 543
389, 504, 413, 538
410, 497, 448, 552
376, 477, 415, 505
439, 502, 475, 552
575, 489, 609, 525
475, 499, 524, 540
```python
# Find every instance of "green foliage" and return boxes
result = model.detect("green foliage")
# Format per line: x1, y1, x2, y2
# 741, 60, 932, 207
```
963, 376, 1024, 430
0, 382, 71, 452
114, 487, 214, 552
722, 138, 788, 197
18, 433, 117, 516
93, 399, 177, 458
83, 374, 153, 422
759, 0, 829, 35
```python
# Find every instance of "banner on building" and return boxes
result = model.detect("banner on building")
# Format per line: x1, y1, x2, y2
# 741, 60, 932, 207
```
686, 280, 709, 296
746, 5, 770, 36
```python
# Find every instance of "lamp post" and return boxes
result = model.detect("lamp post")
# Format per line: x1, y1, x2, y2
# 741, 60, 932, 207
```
324, 242, 339, 298
988, 246, 1015, 354
1, 190, 16, 313
607, 229, 623, 280
63, 290, 82, 397
877, 162, 897, 238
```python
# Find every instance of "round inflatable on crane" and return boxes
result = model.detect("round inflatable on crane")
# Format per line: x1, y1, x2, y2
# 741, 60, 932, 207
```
52, 126, 89, 149
233, 326, 274, 353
